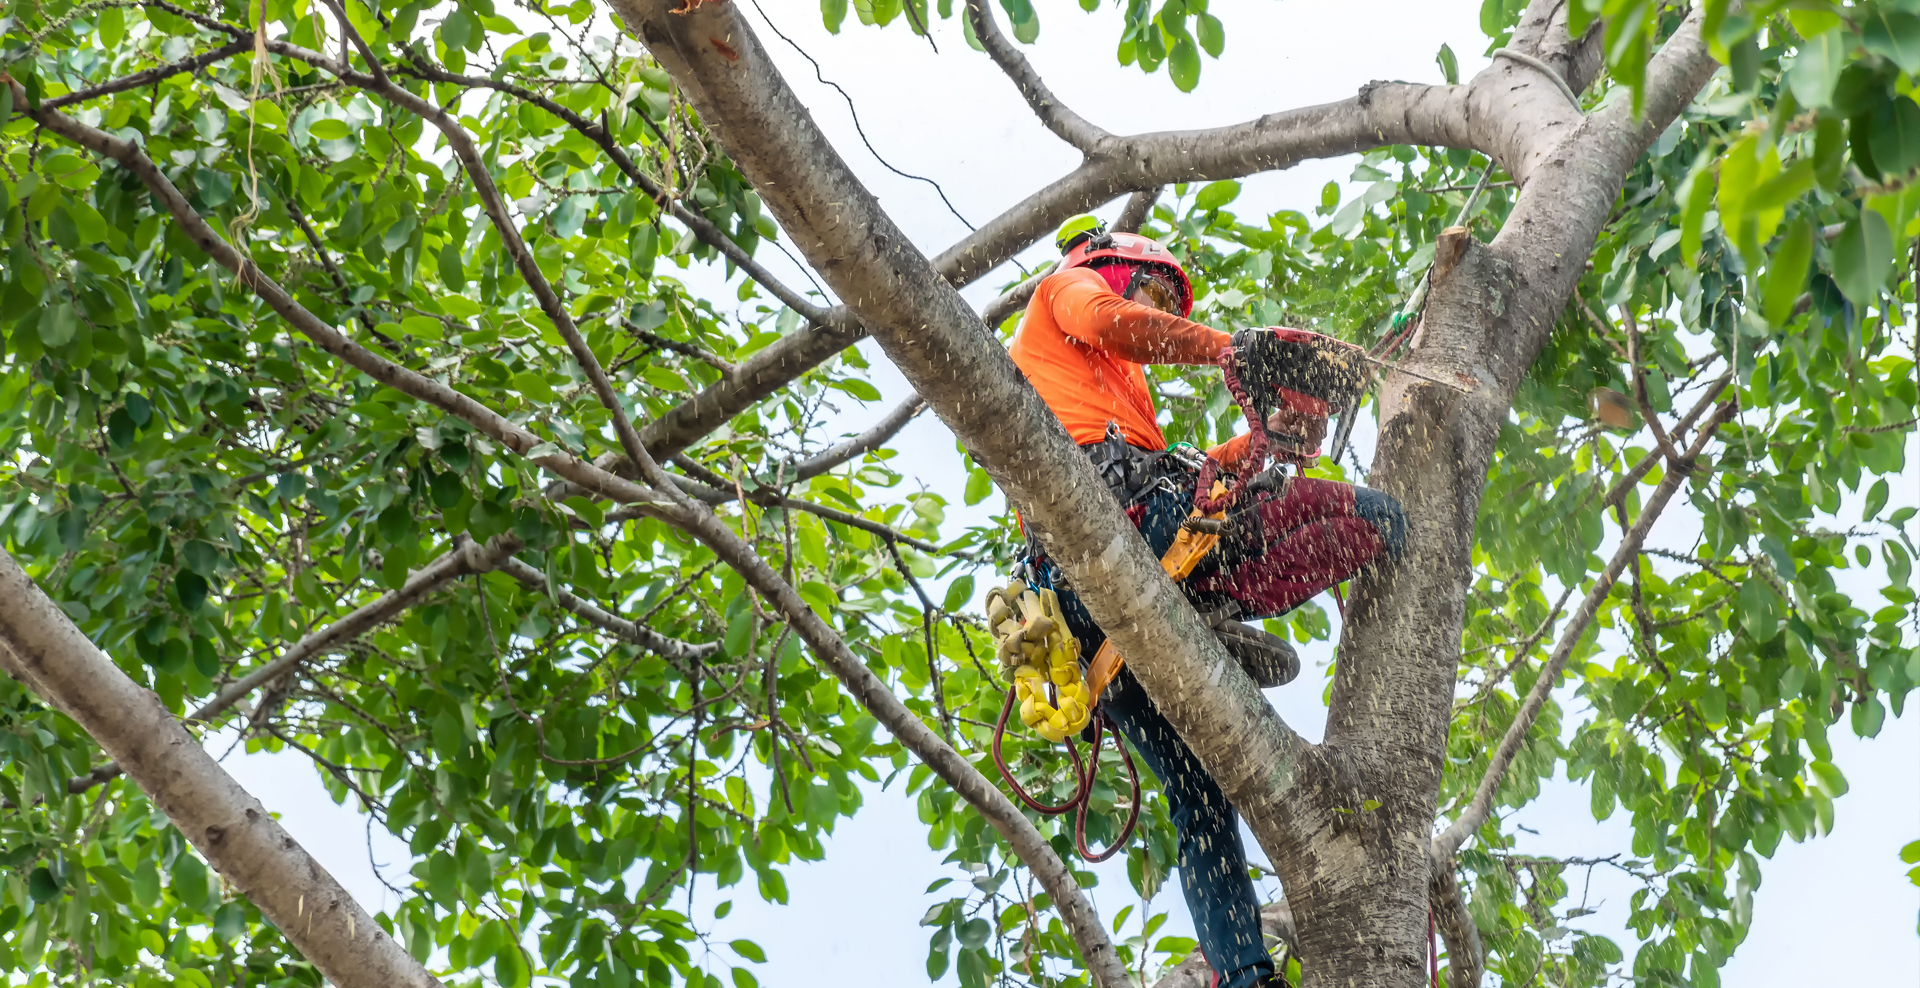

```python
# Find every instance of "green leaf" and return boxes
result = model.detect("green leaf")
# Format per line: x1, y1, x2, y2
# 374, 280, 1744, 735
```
963, 467, 992, 506
28, 867, 59, 903
835, 378, 882, 401
1868, 95, 1920, 177
941, 574, 974, 613
175, 569, 209, 611
821, 0, 847, 33
1436, 43, 1459, 85
439, 242, 467, 290
1862, 10, 1920, 75
1785, 28, 1849, 109
1167, 35, 1201, 92
1762, 217, 1812, 326
1814, 115, 1846, 189
107, 407, 136, 449
38, 303, 76, 347
1809, 761, 1849, 798
1831, 211, 1893, 305
1700, 685, 1728, 725
431, 471, 465, 510
1864, 478, 1890, 520
731, 939, 766, 963
182, 539, 221, 576
307, 118, 351, 141
1679, 162, 1716, 269
1852, 695, 1887, 737
1195, 180, 1242, 211
957, 917, 991, 949
1745, 159, 1813, 214
124, 393, 153, 427
493, 943, 528, 988
1738, 578, 1784, 643
1196, 13, 1225, 58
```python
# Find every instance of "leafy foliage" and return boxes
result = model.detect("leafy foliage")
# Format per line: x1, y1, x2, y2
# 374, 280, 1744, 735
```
0, 3, 1913, 988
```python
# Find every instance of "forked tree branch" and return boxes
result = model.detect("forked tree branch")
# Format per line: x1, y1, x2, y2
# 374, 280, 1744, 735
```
0, 550, 442, 988
294, 20, 664, 493
1620, 304, 1687, 467
19, 84, 1118, 988
1431, 397, 1736, 859
964, 0, 1110, 153
648, 456, 949, 556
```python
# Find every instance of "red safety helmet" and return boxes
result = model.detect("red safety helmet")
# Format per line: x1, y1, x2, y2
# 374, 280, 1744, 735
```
1059, 228, 1194, 317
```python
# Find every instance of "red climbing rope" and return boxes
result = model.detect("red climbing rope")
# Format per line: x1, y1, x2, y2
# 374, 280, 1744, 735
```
991, 686, 1142, 862
1194, 345, 1271, 514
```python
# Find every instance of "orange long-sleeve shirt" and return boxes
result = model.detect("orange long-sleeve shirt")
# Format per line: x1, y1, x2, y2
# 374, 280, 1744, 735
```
1009, 266, 1256, 471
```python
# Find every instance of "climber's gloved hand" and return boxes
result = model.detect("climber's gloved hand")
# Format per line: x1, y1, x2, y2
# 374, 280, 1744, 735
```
1265, 406, 1327, 464
1229, 328, 1289, 395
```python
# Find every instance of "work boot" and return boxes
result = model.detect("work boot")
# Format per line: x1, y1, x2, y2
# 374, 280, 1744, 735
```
1212, 618, 1300, 688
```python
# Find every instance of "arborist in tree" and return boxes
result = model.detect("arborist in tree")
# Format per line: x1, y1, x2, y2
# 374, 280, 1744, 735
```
997, 223, 1407, 988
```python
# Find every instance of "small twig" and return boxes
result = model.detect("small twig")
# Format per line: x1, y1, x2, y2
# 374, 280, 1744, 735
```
883, 535, 953, 741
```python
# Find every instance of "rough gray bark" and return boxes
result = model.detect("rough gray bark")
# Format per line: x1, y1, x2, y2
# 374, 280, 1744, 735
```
1323, 8, 1718, 984
0, 549, 443, 988
614, 3, 1720, 988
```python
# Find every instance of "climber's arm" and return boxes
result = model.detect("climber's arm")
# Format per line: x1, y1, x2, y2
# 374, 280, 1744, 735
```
1205, 408, 1329, 471
1046, 268, 1230, 365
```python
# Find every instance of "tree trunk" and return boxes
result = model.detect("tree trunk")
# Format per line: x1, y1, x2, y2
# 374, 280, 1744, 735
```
0, 549, 443, 988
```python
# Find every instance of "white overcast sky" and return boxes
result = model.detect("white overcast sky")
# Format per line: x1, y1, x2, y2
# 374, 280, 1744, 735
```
224, 2, 1918, 985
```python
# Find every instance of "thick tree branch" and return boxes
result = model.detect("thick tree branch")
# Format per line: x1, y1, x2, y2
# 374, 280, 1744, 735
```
0, 549, 442, 988
1431, 399, 1735, 858
929, 81, 1471, 288
1509, 0, 1606, 97
963, 0, 1109, 152
616, 15, 1314, 987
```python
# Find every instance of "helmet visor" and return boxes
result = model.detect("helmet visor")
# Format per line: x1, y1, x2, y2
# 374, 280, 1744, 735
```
1130, 272, 1181, 315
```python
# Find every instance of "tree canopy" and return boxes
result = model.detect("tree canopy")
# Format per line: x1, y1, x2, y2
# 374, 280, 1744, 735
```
0, 2, 1914, 988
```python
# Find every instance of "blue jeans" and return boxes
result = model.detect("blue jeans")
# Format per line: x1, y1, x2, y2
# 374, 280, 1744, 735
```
1031, 481, 1273, 988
